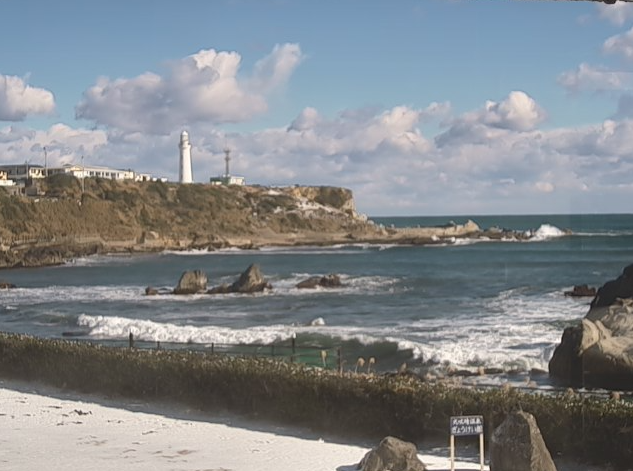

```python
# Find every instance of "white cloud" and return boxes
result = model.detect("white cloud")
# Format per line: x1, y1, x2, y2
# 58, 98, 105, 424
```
75, 44, 304, 135
0, 74, 55, 121
7, 92, 633, 215
435, 91, 546, 148
598, 2, 633, 26
558, 63, 633, 92
535, 181, 555, 193
0, 124, 107, 167
481, 91, 546, 131
604, 26, 633, 61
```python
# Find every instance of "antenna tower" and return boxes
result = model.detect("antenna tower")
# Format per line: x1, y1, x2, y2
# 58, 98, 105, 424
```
223, 147, 231, 178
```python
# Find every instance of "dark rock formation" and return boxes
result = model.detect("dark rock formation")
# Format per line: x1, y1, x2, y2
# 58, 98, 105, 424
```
550, 263, 633, 389
145, 286, 159, 296
296, 274, 342, 289
591, 264, 633, 308
207, 283, 232, 295
490, 411, 557, 471
357, 436, 426, 471
228, 264, 272, 293
564, 284, 596, 297
0, 281, 16, 289
173, 270, 208, 294
548, 324, 583, 386
207, 264, 272, 294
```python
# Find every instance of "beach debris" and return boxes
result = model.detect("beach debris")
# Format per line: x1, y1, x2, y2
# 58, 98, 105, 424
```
296, 274, 343, 289
490, 410, 557, 471
358, 436, 427, 471
173, 270, 208, 295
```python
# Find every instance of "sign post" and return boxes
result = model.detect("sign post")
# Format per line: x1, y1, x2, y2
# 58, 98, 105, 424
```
449, 415, 485, 471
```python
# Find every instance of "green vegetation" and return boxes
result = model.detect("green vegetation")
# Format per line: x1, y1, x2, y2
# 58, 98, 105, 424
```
0, 332, 631, 467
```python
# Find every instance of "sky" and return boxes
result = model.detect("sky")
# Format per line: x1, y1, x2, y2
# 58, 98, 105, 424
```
2, 0, 633, 216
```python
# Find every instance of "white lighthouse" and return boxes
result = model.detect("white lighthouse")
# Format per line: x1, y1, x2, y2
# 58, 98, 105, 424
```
178, 130, 193, 184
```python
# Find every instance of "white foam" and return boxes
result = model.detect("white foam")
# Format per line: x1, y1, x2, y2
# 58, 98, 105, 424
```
77, 314, 295, 345
527, 224, 567, 241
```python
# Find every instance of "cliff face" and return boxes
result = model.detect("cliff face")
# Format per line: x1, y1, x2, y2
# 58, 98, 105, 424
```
0, 177, 377, 267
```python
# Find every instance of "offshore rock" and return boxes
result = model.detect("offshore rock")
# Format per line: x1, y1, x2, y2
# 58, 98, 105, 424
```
173, 270, 208, 295
229, 264, 272, 293
490, 411, 557, 471
0, 281, 15, 289
208, 264, 272, 294
296, 274, 342, 289
550, 263, 633, 389
564, 284, 596, 297
357, 436, 426, 471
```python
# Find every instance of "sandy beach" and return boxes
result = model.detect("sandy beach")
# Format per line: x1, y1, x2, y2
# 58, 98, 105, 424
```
0, 379, 496, 471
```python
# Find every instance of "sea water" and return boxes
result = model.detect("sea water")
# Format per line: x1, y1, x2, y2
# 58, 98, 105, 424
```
1, 214, 632, 386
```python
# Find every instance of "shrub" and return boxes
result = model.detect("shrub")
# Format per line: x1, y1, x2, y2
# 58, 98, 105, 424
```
0, 332, 632, 467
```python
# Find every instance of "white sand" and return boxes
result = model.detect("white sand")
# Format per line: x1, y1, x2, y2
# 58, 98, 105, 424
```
0, 379, 492, 471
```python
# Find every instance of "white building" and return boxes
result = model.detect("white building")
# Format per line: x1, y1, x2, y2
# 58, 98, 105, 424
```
179, 130, 193, 184
0, 163, 154, 184
209, 148, 245, 186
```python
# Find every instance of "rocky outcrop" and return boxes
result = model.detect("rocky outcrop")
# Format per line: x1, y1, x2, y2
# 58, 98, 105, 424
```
173, 270, 208, 294
296, 274, 342, 289
0, 281, 15, 289
591, 264, 633, 308
564, 284, 597, 297
550, 263, 633, 389
357, 436, 426, 471
490, 411, 557, 471
208, 264, 272, 294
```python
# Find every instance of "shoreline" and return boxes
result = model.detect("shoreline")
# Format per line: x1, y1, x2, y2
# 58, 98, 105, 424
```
0, 378, 611, 471
0, 378, 488, 471
0, 219, 541, 270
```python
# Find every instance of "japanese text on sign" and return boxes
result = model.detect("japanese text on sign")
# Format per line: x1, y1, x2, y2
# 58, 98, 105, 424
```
450, 415, 484, 437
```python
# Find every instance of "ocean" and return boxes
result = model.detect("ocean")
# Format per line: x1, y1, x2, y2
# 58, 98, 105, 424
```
1, 213, 632, 388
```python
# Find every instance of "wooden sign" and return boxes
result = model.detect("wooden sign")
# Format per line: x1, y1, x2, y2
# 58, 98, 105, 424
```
450, 415, 485, 471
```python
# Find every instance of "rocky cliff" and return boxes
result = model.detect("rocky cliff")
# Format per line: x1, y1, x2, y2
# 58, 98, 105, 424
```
0, 176, 381, 268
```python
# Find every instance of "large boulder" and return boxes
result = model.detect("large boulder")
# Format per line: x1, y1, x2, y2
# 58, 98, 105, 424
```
591, 263, 633, 308
208, 264, 272, 295
549, 263, 633, 389
296, 274, 342, 289
229, 264, 272, 293
357, 436, 426, 471
490, 411, 557, 471
173, 270, 208, 294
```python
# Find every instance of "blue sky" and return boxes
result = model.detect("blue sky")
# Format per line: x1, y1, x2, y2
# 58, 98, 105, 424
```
2, 0, 633, 216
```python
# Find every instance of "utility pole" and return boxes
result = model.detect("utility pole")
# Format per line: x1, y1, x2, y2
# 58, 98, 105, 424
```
81, 155, 85, 195
43, 146, 47, 177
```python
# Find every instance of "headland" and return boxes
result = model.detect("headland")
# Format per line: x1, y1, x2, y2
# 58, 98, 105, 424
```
0, 176, 531, 268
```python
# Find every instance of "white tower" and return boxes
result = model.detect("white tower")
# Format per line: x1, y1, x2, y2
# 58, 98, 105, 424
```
179, 130, 193, 184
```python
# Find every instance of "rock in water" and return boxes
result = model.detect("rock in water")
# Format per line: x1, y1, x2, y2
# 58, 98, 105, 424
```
173, 270, 208, 294
563, 284, 596, 297
358, 436, 426, 471
550, 263, 633, 389
490, 411, 557, 471
296, 274, 342, 289
229, 264, 271, 293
